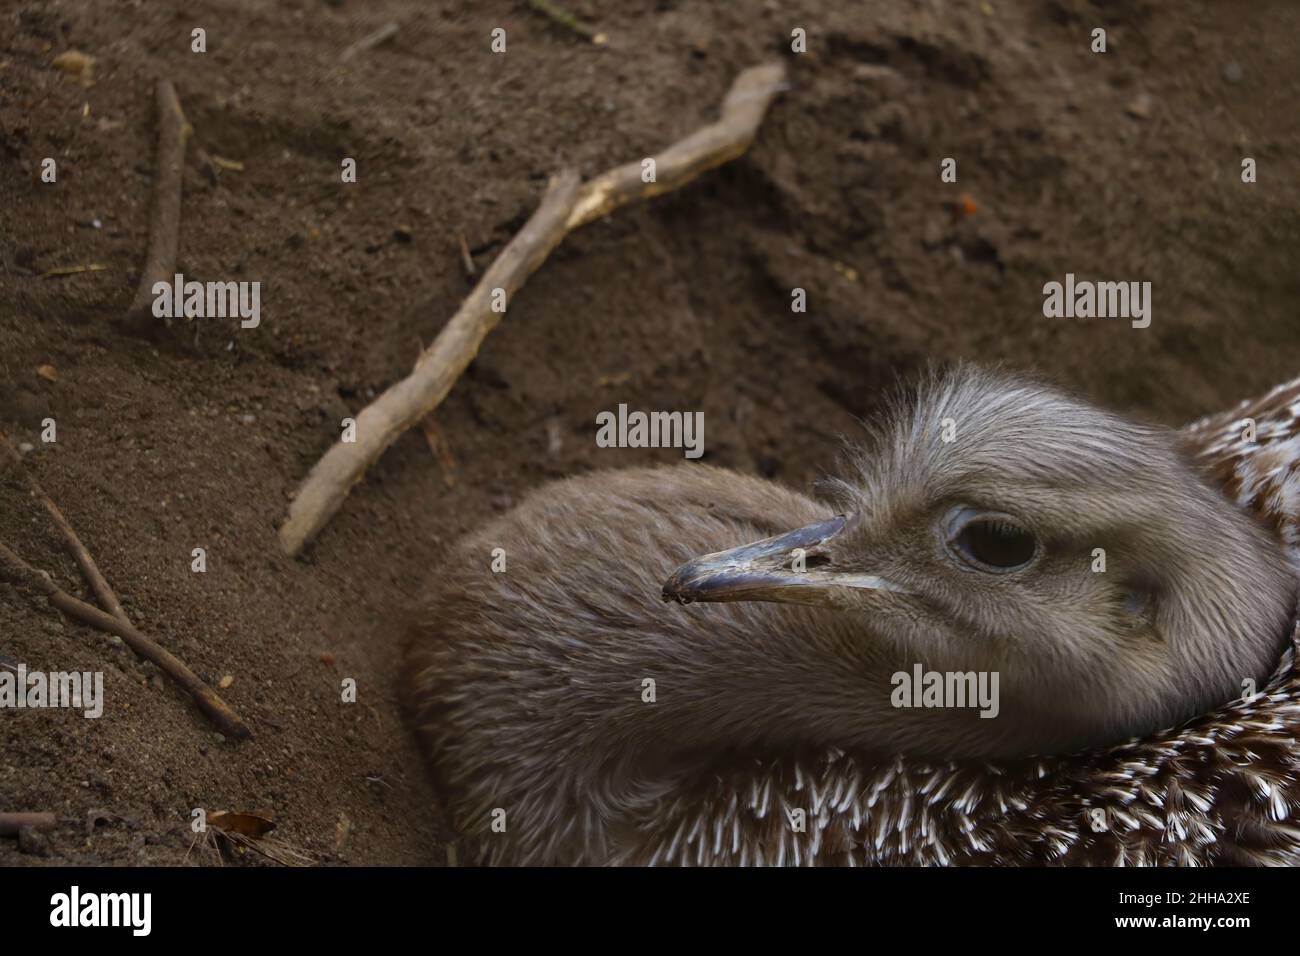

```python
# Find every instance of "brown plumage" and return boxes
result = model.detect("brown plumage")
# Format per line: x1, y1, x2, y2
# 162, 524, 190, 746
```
404, 366, 1300, 865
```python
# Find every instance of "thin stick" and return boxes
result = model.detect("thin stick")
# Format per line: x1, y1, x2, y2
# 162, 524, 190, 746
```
457, 232, 476, 278
340, 21, 400, 62
565, 63, 788, 229
39, 263, 108, 279
0, 541, 252, 740
0, 435, 248, 738
194, 144, 219, 184
279, 61, 787, 556
1, 435, 128, 623
420, 415, 458, 489
526, 0, 607, 45
281, 170, 582, 555
0, 812, 57, 836
126, 80, 192, 323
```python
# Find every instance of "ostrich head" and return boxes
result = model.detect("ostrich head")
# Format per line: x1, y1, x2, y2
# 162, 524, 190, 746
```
664, 367, 1297, 760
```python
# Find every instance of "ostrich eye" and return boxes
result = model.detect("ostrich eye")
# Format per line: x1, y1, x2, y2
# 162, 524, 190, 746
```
945, 509, 1038, 572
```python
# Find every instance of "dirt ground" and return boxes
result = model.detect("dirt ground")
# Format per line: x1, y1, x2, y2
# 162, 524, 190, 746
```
0, 0, 1297, 866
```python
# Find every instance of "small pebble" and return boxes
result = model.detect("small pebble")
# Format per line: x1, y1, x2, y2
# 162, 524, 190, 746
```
51, 50, 94, 79
1223, 62, 1243, 83
1125, 93, 1153, 119
17, 826, 51, 857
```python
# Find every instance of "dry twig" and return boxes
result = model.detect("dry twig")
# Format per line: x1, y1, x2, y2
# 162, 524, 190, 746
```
279, 61, 787, 556
39, 263, 108, 279
0, 540, 251, 740
2, 436, 128, 622
1, 434, 248, 737
420, 416, 458, 489
0, 812, 57, 836
125, 80, 192, 324
340, 21, 400, 62
456, 232, 476, 278
526, 0, 607, 45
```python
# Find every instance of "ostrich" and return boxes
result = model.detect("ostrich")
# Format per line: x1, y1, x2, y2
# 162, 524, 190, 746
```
403, 366, 1300, 865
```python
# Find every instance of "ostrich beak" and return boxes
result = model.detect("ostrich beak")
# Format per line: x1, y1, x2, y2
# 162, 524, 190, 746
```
661, 514, 902, 608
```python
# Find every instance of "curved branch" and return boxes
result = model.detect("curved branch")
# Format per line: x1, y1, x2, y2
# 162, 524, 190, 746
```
279, 61, 788, 557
